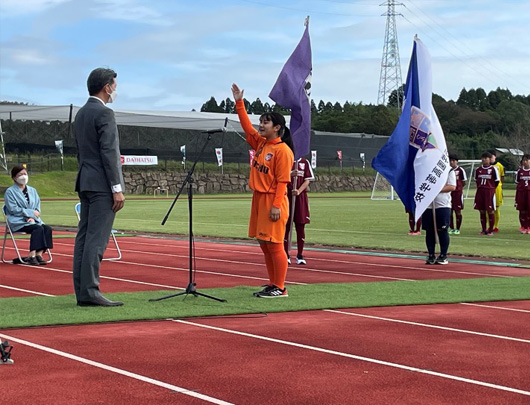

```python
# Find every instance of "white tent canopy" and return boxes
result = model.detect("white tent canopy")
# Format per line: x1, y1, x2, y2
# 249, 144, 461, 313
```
0, 104, 289, 133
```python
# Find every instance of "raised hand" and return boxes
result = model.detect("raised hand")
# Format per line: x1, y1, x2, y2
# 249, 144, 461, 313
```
231, 83, 244, 101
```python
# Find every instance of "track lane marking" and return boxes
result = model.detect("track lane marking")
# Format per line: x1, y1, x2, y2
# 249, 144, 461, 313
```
460, 302, 530, 313
0, 333, 234, 405
171, 319, 530, 397
325, 309, 530, 343
0, 285, 55, 297
52, 239, 518, 279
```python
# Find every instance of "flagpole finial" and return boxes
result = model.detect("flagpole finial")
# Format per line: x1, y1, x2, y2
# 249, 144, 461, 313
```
414, 34, 418, 40
305, 16, 310, 27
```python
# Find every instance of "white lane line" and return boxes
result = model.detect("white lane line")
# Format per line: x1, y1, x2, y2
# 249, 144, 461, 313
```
325, 309, 530, 343
51, 241, 415, 282
0, 333, 234, 405
50, 251, 307, 286
4, 263, 186, 291
460, 302, 530, 313
0, 285, 55, 297
55, 239, 515, 280
172, 319, 530, 397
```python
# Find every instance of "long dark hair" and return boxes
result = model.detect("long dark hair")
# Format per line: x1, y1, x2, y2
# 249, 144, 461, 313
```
260, 112, 295, 154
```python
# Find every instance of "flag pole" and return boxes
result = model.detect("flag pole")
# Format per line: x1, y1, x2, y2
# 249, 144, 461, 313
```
287, 168, 298, 255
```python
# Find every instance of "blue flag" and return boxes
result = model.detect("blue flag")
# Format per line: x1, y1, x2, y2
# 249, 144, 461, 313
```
269, 19, 312, 159
372, 37, 449, 222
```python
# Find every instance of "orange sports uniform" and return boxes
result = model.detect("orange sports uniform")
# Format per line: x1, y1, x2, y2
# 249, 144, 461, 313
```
236, 99, 293, 291
236, 100, 294, 243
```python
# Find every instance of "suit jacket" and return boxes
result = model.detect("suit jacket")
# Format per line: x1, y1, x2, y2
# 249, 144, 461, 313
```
74, 97, 125, 193
4, 184, 44, 232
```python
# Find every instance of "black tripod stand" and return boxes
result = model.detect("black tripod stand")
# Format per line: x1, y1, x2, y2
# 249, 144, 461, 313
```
149, 132, 226, 303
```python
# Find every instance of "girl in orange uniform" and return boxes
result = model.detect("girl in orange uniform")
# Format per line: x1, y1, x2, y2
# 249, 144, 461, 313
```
232, 83, 294, 298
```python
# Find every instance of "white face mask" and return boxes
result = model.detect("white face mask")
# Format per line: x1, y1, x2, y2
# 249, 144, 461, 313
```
107, 89, 118, 103
15, 174, 28, 186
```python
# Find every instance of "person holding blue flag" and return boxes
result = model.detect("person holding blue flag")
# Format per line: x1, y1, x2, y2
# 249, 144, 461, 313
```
373, 36, 451, 262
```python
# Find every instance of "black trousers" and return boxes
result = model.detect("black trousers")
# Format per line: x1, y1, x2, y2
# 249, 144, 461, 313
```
18, 224, 54, 252
422, 208, 450, 256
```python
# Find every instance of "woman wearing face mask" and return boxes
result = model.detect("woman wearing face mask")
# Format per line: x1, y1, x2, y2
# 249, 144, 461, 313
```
3, 165, 53, 265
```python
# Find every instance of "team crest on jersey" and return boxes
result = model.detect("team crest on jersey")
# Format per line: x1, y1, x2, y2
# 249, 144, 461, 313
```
410, 106, 437, 151
299, 162, 305, 170
265, 153, 273, 161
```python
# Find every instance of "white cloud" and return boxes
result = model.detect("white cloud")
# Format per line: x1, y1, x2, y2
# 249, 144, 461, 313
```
0, 0, 70, 17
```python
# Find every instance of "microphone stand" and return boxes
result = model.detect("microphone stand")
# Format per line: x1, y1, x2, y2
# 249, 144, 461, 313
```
150, 132, 226, 303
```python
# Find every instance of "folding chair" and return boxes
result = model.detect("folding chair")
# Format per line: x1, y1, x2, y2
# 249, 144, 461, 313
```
74, 203, 122, 261
1, 205, 53, 264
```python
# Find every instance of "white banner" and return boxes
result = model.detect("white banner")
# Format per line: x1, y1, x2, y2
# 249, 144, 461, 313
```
180, 145, 186, 165
55, 140, 63, 154
311, 150, 317, 169
215, 148, 223, 166
120, 155, 158, 166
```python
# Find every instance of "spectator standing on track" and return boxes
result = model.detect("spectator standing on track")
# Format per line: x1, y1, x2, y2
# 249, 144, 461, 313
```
3, 165, 53, 265
232, 83, 294, 298
489, 150, 505, 233
515, 154, 530, 234
284, 157, 314, 265
448, 155, 467, 235
474, 152, 500, 236
73, 67, 125, 307
423, 169, 457, 265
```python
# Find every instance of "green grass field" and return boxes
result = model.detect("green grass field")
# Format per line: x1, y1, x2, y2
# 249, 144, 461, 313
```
38, 193, 528, 261
2, 171, 530, 329
2, 170, 528, 260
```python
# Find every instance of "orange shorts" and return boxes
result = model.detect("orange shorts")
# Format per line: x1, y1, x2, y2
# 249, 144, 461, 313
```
249, 191, 289, 243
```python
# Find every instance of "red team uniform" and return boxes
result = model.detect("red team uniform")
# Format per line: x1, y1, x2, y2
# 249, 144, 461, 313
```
515, 167, 530, 232
284, 158, 314, 263
287, 158, 314, 225
451, 166, 467, 211
474, 165, 500, 211
474, 164, 500, 234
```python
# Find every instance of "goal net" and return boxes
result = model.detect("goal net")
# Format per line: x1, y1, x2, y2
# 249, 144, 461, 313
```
370, 159, 482, 201
458, 160, 481, 199
371, 172, 398, 200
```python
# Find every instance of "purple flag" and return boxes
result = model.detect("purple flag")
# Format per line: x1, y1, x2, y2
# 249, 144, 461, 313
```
269, 20, 312, 159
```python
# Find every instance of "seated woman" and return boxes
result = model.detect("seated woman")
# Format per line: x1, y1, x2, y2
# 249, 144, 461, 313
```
3, 165, 53, 265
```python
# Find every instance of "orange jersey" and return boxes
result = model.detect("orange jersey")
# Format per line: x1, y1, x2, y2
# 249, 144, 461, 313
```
236, 100, 294, 207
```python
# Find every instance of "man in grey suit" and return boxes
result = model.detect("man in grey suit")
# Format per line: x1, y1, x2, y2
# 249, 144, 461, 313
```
73, 67, 125, 307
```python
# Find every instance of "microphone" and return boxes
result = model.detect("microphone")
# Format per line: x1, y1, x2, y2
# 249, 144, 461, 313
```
202, 127, 227, 134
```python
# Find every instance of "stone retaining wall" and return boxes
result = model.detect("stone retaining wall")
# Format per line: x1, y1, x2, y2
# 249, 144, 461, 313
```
123, 172, 374, 194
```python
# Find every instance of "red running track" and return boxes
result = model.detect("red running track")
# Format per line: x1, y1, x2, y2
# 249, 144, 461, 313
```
1, 234, 529, 299
2, 301, 530, 404
2, 235, 530, 403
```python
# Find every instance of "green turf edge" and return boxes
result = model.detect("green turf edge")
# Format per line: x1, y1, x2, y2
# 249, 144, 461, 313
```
2, 277, 530, 329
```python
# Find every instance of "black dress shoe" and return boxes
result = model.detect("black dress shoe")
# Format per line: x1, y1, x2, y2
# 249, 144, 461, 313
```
36, 255, 47, 265
77, 296, 123, 307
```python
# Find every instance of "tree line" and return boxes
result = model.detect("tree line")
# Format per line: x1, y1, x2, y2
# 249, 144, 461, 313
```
201, 87, 530, 166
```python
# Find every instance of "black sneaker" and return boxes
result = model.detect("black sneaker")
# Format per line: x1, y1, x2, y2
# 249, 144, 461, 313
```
296, 255, 306, 265
425, 255, 436, 265
435, 255, 449, 265
256, 286, 288, 298
253, 285, 273, 297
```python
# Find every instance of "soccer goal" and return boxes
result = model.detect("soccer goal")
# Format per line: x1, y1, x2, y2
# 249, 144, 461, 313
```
458, 160, 481, 199
371, 172, 399, 200
371, 159, 482, 201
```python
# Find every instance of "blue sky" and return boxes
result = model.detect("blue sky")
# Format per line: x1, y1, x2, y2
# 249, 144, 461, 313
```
1, 0, 529, 111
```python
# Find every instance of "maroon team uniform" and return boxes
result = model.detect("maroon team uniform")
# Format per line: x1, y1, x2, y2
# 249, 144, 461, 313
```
287, 158, 314, 224
451, 166, 467, 210
285, 158, 314, 262
515, 168, 530, 230
474, 165, 499, 211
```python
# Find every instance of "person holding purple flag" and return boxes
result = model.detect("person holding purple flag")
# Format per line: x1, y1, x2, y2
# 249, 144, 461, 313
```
269, 17, 312, 160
